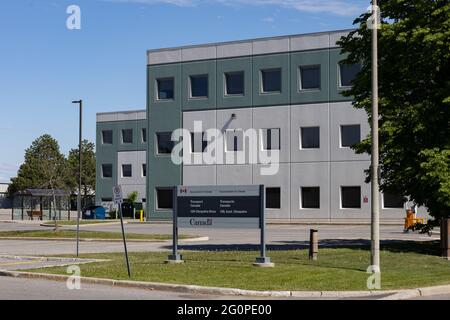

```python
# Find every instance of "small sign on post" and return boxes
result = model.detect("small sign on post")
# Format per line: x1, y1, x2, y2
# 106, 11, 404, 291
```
112, 185, 131, 277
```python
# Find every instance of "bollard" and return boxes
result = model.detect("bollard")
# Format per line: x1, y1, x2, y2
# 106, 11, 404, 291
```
442, 219, 450, 260
309, 229, 318, 261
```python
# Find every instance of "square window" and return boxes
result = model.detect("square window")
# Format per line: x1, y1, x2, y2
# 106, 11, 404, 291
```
225, 72, 244, 95
300, 65, 321, 90
122, 129, 133, 144
157, 78, 174, 100
156, 132, 174, 155
261, 69, 281, 93
301, 127, 320, 149
341, 125, 361, 147
226, 129, 243, 152
301, 187, 320, 209
102, 164, 112, 178
339, 63, 361, 87
142, 128, 147, 143
266, 187, 281, 209
383, 192, 405, 209
190, 75, 208, 98
261, 128, 280, 150
142, 164, 147, 177
122, 164, 132, 178
156, 188, 173, 210
341, 186, 361, 209
102, 130, 113, 144
191, 132, 208, 153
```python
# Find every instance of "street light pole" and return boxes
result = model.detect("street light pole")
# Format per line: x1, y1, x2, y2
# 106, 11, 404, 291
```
72, 99, 82, 257
370, 0, 380, 270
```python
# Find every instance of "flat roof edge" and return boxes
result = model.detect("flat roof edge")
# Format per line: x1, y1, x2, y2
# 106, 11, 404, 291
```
146, 29, 355, 54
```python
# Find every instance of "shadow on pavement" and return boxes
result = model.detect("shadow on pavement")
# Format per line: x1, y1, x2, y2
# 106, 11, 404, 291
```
162, 239, 440, 256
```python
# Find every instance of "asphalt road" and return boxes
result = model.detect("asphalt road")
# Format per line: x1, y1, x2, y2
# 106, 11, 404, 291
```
0, 276, 245, 300
0, 221, 439, 256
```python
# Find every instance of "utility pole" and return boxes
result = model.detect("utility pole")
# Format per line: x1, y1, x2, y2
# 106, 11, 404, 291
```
370, 0, 380, 270
72, 99, 83, 257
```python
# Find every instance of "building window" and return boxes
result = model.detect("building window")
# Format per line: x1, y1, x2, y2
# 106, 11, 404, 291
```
102, 130, 113, 144
340, 125, 361, 148
261, 69, 281, 93
191, 132, 208, 153
156, 188, 173, 210
339, 63, 361, 88
142, 128, 147, 143
102, 164, 112, 178
101, 198, 112, 202
122, 164, 132, 178
156, 132, 174, 155
266, 187, 281, 209
383, 192, 405, 209
261, 128, 280, 150
226, 129, 243, 152
142, 164, 147, 177
157, 78, 174, 100
300, 127, 320, 149
301, 187, 320, 209
225, 72, 244, 95
341, 186, 361, 209
299, 65, 321, 90
190, 74, 208, 98
122, 129, 133, 144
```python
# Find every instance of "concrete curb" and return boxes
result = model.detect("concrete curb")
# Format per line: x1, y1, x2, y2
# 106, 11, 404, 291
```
0, 236, 208, 243
40, 222, 123, 228
1, 269, 448, 299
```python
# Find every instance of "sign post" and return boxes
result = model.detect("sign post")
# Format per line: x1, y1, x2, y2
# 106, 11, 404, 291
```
166, 186, 183, 263
113, 185, 131, 277
171, 185, 274, 267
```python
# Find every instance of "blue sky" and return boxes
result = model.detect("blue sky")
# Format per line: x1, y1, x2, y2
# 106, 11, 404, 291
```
0, 0, 367, 182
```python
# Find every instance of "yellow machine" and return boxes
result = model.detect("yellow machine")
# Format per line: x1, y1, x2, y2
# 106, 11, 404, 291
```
404, 209, 426, 231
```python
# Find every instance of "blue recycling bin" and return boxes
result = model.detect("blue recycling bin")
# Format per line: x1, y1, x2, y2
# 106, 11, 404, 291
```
82, 206, 106, 220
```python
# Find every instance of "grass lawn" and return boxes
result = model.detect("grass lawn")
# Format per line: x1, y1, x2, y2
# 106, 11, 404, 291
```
26, 241, 450, 291
42, 220, 118, 226
0, 230, 194, 241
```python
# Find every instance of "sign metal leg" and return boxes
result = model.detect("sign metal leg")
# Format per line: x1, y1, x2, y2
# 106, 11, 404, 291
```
167, 186, 184, 264
254, 184, 274, 268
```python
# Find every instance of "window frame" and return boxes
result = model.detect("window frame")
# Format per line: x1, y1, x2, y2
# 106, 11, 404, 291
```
155, 132, 174, 156
101, 130, 113, 145
300, 126, 320, 150
224, 71, 245, 96
101, 164, 113, 179
260, 128, 281, 151
260, 68, 282, 94
265, 187, 281, 209
340, 186, 362, 209
300, 186, 320, 209
121, 129, 133, 144
298, 65, 321, 91
121, 164, 132, 178
156, 77, 175, 101
340, 124, 361, 148
189, 74, 209, 99
338, 63, 361, 89
155, 188, 173, 211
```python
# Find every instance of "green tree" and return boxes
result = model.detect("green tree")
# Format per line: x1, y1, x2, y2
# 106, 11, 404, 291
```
8, 134, 67, 195
338, 0, 450, 220
65, 139, 96, 205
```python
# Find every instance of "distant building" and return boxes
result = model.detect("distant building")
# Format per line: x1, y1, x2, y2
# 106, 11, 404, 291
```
0, 182, 11, 209
95, 110, 147, 211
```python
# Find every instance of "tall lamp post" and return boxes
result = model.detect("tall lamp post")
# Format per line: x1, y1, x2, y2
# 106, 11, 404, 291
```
370, 0, 380, 271
72, 99, 82, 257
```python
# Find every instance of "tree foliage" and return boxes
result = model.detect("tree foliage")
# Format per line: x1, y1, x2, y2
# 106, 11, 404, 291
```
8, 134, 67, 196
338, 0, 450, 219
65, 139, 96, 197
